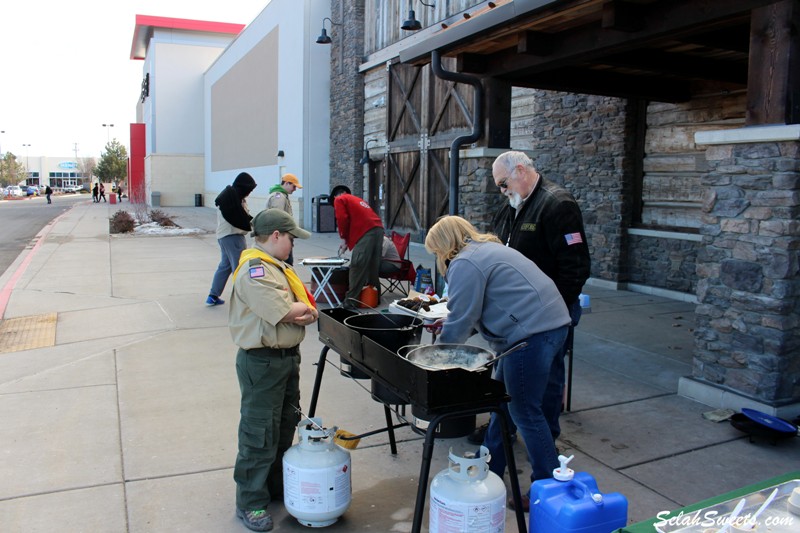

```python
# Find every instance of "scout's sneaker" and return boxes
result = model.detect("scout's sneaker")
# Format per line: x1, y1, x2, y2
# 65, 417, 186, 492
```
205, 295, 225, 306
236, 508, 273, 532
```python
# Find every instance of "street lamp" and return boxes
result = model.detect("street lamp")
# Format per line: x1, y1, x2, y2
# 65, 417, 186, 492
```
102, 123, 114, 143
0, 131, 5, 185
22, 144, 31, 184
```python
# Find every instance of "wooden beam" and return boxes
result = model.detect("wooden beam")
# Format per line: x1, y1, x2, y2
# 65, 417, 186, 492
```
482, 78, 512, 148
602, 0, 645, 32
674, 24, 752, 54
517, 31, 555, 56
746, 0, 800, 125
506, 67, 692, 102
601, 49, 749, 85
456, 52, 489, 74
480, 0, 782, 78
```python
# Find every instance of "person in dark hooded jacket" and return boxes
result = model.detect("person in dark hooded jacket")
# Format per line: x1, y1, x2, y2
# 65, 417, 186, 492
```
206, 172, 258, 306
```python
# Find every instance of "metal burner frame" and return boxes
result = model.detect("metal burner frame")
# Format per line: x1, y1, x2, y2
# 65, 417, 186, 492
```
308, 308, 527, 533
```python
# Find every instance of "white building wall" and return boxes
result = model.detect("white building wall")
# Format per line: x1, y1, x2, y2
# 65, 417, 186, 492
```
204, 0, 332, 229
141, 28, 236, 205
147, 154, 205, 206
153, 43, 226, 155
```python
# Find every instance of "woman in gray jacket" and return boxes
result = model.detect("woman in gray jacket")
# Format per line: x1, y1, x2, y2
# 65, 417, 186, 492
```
425, 216, 571, 501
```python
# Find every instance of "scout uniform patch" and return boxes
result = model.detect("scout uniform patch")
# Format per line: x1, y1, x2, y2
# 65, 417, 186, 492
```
248, 257, 265, 278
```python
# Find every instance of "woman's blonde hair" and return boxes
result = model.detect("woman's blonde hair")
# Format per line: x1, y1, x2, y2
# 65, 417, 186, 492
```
424, 216, 500, 274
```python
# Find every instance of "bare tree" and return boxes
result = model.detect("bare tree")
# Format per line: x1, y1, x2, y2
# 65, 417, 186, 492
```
78, 157, 97, 188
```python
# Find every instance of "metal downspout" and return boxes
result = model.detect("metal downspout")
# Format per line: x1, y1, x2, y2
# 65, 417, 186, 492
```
431, 50, 484, 216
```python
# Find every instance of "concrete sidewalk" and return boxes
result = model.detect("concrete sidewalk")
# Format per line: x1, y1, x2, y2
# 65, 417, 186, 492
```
0, 201, 796, 532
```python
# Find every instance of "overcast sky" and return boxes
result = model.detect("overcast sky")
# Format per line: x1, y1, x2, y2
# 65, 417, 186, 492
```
0, 0, 270, 160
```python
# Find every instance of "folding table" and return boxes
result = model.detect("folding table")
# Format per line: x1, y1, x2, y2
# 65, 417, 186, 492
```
300, 257, 348, 306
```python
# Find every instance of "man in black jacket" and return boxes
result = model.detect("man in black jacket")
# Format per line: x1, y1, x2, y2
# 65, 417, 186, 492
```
492, 151, 591, 309
206, 172, 257, 306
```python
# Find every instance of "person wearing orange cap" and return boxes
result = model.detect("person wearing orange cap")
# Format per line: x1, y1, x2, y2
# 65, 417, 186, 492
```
267, 173, 302, 264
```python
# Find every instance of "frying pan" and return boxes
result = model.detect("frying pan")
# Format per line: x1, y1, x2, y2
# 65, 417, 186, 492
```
398, 342, 528, 372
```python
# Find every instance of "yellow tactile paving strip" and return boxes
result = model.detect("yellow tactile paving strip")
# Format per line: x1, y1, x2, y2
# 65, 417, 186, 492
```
0, 313, 57, 354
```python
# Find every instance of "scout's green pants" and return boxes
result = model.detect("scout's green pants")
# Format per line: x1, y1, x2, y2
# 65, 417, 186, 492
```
234, 346, 301, 511
345, 226, 384, 307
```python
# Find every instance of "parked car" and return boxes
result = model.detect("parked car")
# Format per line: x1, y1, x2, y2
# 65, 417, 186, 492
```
5, 185, 24, 197
63, 185, 83, 194
25, 186, 38, 196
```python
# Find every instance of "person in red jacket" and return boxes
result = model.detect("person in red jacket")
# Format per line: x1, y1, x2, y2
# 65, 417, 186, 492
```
331, 185, 384, 309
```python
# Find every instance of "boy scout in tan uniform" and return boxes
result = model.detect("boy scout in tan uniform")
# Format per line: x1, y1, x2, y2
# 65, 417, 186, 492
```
228, 208, 317, 532
266, 173, 302, 265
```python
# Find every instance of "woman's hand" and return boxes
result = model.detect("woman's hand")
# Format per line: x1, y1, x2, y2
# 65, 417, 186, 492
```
425, 318, 444, 336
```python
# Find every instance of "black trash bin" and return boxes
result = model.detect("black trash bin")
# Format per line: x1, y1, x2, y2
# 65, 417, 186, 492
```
312, 194, 337, 233
195, 193, 203, 207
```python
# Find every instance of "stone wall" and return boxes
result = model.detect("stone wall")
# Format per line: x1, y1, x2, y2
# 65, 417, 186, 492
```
458, 156, 507, 231
695, 141, 800, 403
329, 0, 366, 196
627, 233, 701, 293
508, 90, 636, 284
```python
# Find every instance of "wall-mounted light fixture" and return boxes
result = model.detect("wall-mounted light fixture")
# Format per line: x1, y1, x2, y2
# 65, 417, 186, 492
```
359, 139, 378, 165
401, 1, 435, 31
276, 150, 285, 158
316, 17, 342, 44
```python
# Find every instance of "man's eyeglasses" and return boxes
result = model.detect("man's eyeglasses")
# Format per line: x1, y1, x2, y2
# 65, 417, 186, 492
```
496, 167, 516, 190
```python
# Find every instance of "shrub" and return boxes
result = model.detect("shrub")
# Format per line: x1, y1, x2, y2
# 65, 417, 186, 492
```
109, 210, 135, 233
132, 202, 150, 225
149, 209, 177, 227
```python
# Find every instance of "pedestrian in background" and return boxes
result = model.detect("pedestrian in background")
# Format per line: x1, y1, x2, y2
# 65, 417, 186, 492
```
330, 184, 384, 310
228, 208, 317, 532
205, 172, 257, 306
45, 185, 52, 204
425, 215, 570, 507
117, 183, 124, 202
92, 183, 99, 203
98, 183, 106, 202
266, 173, 302, 264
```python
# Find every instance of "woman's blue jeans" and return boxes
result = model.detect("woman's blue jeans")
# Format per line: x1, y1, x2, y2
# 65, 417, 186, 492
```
483, 324, 569, 484
209, 234, 246, 298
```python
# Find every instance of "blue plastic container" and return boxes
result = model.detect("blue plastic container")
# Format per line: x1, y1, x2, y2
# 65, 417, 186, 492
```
529, 456, 627, 533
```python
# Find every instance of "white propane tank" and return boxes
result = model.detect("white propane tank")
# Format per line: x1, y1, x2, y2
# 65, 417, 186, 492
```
429, 446, 507, 533
283, 417, 351, 527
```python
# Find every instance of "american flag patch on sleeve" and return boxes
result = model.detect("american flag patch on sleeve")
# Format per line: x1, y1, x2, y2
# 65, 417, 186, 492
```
565, 232, 583, 245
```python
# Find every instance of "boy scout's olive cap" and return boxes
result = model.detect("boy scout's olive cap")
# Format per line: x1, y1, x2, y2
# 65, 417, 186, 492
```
251, 209, 311, 239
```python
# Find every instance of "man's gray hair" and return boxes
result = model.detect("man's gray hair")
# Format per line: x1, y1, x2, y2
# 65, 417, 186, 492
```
495, 151, 535, 173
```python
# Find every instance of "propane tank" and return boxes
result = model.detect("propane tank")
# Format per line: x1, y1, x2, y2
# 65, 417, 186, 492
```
429, 446, 507, 533
283, 417, 351, 527
529, 455, 628, 533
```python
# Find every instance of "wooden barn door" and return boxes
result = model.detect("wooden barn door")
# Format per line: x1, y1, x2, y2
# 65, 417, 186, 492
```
384, 59, 474, 239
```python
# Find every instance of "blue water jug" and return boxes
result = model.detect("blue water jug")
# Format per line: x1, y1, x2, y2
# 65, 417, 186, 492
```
529, 455, 628, 533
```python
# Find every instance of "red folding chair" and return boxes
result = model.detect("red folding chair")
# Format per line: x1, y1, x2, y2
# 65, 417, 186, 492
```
380, 231, 416, 296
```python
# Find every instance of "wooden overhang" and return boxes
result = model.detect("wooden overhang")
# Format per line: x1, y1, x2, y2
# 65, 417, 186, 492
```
398, 0, 795, 116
